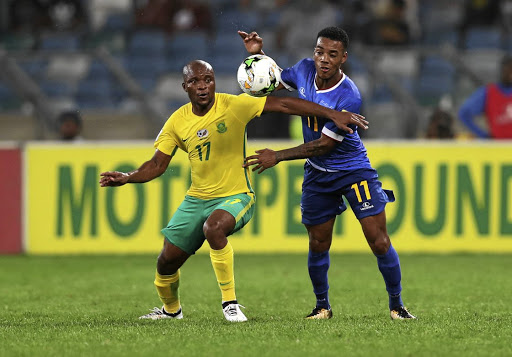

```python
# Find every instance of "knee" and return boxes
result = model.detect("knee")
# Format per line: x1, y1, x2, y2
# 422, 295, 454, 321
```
370, 234, 390, 255
157, 251, 170, 266
157, 252, 176, 275
203, 220, 228, 250
203, 220, 221, 240
308, 233, 332, 253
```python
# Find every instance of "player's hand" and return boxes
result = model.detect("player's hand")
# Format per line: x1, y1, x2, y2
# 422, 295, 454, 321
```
99, 171, 130, 187
243, 148, 277, 174
330, 110, 368, 133
238, 30, 264, 55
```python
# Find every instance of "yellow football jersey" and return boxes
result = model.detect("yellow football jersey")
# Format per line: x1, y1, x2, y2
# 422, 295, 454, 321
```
154, 93, 267, 199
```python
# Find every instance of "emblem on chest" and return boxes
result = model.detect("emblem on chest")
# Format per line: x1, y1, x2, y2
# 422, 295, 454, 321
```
216, 121, 227, 133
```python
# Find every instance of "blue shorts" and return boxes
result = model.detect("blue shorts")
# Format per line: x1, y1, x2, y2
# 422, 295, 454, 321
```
301, 164, 395, 225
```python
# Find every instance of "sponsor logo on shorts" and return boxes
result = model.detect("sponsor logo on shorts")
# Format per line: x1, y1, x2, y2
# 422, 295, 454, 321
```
360, 201, 374, 211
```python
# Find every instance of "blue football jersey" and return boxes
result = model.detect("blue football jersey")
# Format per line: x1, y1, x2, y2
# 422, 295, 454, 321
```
281, 58, 372, 171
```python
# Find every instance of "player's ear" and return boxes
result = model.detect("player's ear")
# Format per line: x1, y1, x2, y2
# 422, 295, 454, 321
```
341, 51, 348, 64
182, 82, 186, 92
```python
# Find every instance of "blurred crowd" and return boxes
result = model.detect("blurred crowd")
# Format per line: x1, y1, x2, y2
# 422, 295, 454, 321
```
3, 0, 511, 50
1, 0, 511, 140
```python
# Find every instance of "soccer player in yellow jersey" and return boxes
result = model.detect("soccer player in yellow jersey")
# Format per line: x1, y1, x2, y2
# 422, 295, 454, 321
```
99, 60, 368, 322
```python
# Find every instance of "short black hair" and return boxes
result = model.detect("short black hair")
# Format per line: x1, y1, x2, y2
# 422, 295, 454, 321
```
317, 27, 349, 51
57, 110, 82, 127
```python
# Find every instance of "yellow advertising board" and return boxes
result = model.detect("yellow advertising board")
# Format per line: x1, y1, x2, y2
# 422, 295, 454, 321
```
25, 141, 512, 254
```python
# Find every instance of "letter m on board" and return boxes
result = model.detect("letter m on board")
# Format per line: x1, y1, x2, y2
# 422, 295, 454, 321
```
57, 165, 98, 237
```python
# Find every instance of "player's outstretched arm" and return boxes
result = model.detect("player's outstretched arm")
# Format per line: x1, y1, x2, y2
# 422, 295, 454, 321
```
244, 136, 336, 174
264, 96, 368, 133
100, 149, 172, 187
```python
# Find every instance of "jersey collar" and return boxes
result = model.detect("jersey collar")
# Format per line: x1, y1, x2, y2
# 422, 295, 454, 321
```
315, 72, 346, 93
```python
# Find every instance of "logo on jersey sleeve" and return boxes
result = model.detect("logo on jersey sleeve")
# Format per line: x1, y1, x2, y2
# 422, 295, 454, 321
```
216, 122, 227, 133
197, 129, 209, 139
299, 87, 306, 98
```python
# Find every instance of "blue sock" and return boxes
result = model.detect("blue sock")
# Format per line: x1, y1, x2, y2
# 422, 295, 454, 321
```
308, 250, 330, 309
375, 244, 403, 310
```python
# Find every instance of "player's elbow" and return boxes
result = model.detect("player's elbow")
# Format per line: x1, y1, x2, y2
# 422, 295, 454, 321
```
155, 164, 168, 177
149, 159, 169, 179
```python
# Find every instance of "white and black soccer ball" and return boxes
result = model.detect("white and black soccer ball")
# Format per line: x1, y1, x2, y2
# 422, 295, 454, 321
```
237, 54, 281, 97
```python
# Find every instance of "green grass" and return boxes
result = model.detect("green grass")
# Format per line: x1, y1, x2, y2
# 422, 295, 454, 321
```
0, 253, 511, 357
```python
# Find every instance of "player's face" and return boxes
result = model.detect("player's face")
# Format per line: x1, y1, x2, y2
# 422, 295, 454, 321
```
313, 37, 347, 82
183, 64, 216, 111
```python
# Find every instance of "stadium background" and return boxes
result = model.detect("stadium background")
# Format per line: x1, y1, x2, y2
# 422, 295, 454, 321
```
0, 0, 511, 254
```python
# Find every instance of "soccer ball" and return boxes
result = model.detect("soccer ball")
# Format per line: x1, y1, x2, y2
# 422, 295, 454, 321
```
237, 54, 280, 97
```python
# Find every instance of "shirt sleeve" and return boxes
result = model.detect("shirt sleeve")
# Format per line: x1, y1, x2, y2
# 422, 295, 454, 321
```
229, 94, 267, 124
280, 60, 305, 90
154, 117, 180, 155
458, 86, 489, 138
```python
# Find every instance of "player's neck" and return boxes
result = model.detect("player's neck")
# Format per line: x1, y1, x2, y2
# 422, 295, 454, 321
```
315, 70, 344, 91
191, 98, 215, 116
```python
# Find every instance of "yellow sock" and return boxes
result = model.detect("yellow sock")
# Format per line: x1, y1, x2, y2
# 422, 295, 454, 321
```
210, 242, 236, 302
154, 270, 180, 313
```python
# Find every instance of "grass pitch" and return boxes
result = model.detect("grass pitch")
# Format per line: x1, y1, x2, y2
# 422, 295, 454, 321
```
0, 253, 510, 357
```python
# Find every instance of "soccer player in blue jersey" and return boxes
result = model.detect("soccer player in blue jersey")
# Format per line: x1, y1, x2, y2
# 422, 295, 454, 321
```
239, 27, 416, 320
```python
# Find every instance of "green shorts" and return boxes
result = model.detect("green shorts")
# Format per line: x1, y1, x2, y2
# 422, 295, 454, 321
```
161, 193, 255, 255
